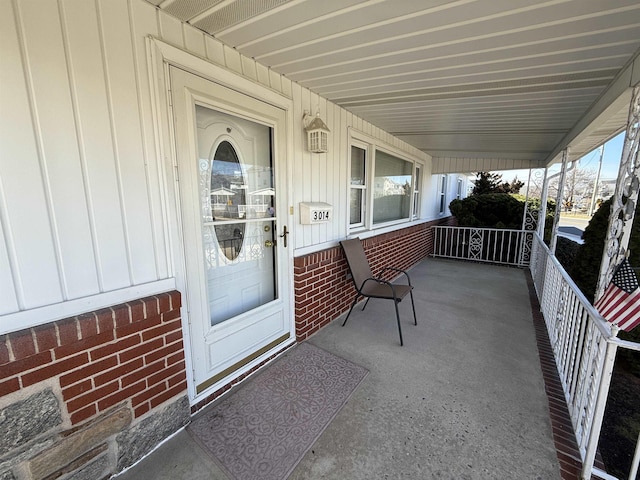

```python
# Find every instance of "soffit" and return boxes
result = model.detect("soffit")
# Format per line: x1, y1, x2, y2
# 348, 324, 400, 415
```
151, 0, 640, 171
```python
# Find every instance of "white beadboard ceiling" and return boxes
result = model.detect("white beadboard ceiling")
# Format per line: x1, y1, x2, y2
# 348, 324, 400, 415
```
150, 0, 640, 171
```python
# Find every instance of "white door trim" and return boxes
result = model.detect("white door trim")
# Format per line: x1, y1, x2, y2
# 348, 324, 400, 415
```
146, 37, 296, 404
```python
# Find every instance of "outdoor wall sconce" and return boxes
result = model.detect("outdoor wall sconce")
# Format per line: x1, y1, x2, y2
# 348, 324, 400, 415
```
303, 109, 330, 153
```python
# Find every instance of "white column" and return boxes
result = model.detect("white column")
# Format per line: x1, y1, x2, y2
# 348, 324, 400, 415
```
550, 148, 569, 254
537, 168, 550, 238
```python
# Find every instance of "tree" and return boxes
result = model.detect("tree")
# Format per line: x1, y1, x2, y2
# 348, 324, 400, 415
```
551, 166, 598, 211
471, 172, 524, 195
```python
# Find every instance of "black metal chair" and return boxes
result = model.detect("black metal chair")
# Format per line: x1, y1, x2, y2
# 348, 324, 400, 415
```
340, 238, 417, 346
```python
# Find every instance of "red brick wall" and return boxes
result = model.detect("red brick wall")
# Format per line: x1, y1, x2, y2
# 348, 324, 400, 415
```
0, 291, 186, 425
294, 220, 452, 341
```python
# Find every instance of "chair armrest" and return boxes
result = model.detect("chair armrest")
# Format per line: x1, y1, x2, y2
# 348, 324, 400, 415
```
379, 267, 412, 286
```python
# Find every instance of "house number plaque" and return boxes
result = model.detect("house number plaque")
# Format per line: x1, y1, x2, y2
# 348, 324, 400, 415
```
299, 202, 333, 224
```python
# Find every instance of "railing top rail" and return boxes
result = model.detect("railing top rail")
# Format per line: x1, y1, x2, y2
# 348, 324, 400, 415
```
613, 337, 640, 352
533, 233, 616, 339
433, 225, 527, 234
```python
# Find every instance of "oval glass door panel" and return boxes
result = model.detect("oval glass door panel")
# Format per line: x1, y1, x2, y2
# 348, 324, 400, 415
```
197, 105, 277, 326
211, 141, 245, 260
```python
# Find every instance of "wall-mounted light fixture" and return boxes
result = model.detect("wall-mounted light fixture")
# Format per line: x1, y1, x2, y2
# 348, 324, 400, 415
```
303, 109, 330, 153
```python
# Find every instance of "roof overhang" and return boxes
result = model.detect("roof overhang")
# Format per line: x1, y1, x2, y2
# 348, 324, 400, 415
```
147, 0, 640, 174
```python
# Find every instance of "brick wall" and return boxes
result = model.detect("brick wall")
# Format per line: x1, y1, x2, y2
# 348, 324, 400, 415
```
1, 291, 186, 425
0, 291, 189, 479
294, 220, 452, 341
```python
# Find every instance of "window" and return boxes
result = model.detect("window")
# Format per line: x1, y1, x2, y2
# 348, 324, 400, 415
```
349, 131, 423, 231
439, 175, 447, 214
349, 145, 367, 227
456, 178, 463, 200
373, 151, 412, 224
413, 166, 421, 219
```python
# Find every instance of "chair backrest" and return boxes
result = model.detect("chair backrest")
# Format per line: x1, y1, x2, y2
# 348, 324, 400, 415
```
340, 238, 374, 291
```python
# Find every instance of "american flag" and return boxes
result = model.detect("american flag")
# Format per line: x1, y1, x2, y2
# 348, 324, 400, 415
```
594, 259, 640, 332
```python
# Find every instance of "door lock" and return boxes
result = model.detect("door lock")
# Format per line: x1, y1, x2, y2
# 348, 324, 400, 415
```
264, 240, 274, 248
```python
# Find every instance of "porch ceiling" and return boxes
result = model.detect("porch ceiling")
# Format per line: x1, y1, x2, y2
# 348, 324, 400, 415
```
150, 0, 640, 172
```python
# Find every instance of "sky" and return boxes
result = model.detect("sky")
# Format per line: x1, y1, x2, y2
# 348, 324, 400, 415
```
495, 130, 626, 184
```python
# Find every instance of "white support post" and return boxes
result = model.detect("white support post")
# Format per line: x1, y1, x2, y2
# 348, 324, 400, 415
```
550, 148, 569, 254
595, 86, 640, 301
538, 168, 550, 239
520, 168, 546, 265
521, 168, 533, 232
519, 169, 533, 266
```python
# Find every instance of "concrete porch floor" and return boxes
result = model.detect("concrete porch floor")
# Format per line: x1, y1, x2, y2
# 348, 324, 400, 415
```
116, 258, 564, 480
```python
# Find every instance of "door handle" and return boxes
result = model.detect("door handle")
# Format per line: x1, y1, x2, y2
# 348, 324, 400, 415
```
279, 225, 289, 248
264, 240, 274, 248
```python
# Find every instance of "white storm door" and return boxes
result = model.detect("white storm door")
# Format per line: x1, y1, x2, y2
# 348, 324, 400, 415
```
170, 67, 292, 399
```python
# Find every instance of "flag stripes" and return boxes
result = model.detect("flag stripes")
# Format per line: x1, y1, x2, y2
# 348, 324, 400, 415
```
594, 259, 640, 332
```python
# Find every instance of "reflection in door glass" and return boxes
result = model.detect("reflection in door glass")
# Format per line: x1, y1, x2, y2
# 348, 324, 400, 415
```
211, 141, 245, 260
196, 105, 277, 325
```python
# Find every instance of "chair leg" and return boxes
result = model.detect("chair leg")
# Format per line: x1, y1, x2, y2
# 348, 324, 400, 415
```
394, 300, 404, 346
409, 290, 417, 326
362, 298, 371, 311
342, 296, 360, 326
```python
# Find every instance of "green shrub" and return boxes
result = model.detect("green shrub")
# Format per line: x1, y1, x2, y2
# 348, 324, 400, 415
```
571, 196, 640, 370
449, 193, 524, 229
449, 193, 555, 241
570, 197, 612, 303
571, 197, 640, 303
555, 236, 580, 273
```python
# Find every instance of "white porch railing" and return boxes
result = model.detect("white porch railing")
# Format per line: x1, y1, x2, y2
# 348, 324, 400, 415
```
432, 226, 533, 267
530, 233, 640, 480
432, 225, 640, 480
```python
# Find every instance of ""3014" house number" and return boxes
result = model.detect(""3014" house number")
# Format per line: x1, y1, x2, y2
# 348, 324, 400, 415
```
299, 202, 333, 224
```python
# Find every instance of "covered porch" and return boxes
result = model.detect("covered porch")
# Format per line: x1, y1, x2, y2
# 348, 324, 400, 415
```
3, 2, 640, 480
117, 257, 572, 480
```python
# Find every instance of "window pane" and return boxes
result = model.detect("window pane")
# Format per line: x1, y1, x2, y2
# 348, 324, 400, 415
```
373, 151, 412, 224
350, 189, 363, 224
439, 175, 447, 213
413, 166, 420, 218
351, 146, 366, 185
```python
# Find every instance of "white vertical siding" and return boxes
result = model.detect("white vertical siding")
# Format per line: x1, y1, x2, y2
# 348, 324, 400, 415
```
100, 0, 157, 284
0, 0, 433, 329
0, 219, 19, 315
129, 0, 170, 282
62, 0, 130, 292
0, 0, 63, 311
20, 0, 101, 300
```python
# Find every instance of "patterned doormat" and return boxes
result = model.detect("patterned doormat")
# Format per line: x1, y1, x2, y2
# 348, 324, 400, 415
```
187, 342, 368, 480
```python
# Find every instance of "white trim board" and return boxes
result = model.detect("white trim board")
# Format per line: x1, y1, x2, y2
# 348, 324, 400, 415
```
0, 278, 177, 335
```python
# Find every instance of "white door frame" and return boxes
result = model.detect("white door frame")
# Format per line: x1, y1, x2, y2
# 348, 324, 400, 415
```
147, 38, 296, 404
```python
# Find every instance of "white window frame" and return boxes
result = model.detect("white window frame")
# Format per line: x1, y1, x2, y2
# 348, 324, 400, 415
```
413, 165, 421, 220
349, 141, 369, 230
456, 177, 464, 200
348, 129, 423, 233
438, 175, 448, 215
